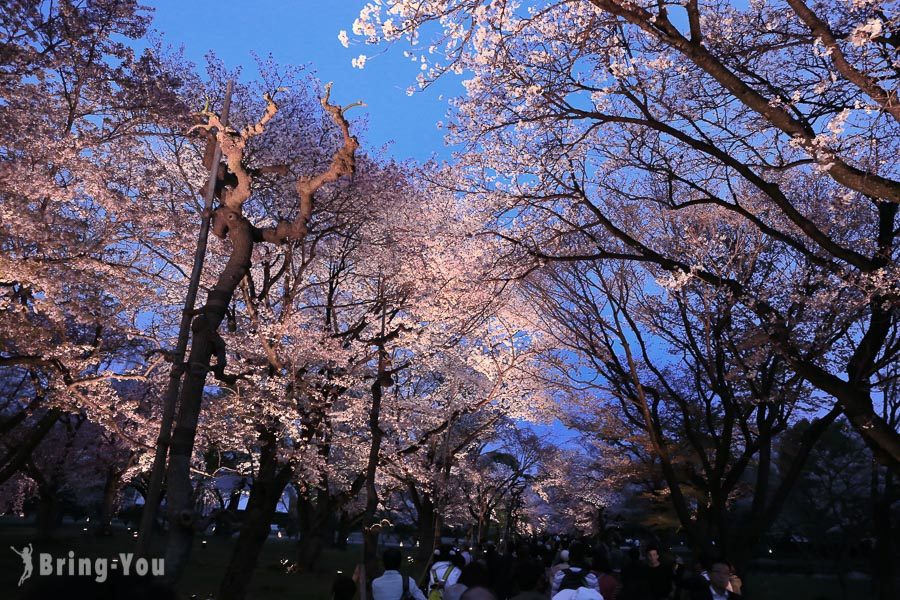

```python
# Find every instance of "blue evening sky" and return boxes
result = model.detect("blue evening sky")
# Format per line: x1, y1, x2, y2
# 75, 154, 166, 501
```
145, 1, 458, 161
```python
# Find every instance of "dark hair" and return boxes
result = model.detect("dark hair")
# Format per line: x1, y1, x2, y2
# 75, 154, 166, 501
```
514, 559, 543, 592
697, 552, 716, 571
568, 543, 586, 566
383, 547, 403, 571
709, 558, 732, 572
332, 574, 356, 600
593, 551, 612, 573
459, 561, 491, 588
646, 544, 660, 554
451, 549, 467, 569
460, 587, 498, 600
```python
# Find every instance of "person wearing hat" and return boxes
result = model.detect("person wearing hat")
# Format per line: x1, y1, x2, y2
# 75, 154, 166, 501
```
429, 545, 463, 594
550, 550, 571, 580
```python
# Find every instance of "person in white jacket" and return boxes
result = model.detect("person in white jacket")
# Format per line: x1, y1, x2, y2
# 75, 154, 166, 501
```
552, 588, 604, 600
372, 548, 427, 600
550, 544, 599, 596
429, 546, 463, 593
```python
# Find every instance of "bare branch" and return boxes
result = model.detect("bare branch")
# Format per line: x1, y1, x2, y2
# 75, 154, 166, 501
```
259, 83, 364, 245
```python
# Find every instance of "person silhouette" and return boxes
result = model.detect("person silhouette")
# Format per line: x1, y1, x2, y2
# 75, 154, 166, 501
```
11, 543, 34, 587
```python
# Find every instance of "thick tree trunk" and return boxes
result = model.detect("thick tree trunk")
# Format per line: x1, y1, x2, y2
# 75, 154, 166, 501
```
362, 342, 387, 589
35, 482, 62, 539
335, 510, 352, 549
96, 465, 122, 535
218, 429, 293, 600
164, 210, 255, 583
838, 387, 900, 473
415, 493, 437, 565
215, 478, 245, 537
138, 83, 232, 556
296, 491, 331, 571
297, 532, 324, 572
0, 408, 60, 485
872, 464, 895, 600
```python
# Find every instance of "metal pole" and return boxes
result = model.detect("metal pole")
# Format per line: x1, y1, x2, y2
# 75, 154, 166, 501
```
136, 80, 233, 555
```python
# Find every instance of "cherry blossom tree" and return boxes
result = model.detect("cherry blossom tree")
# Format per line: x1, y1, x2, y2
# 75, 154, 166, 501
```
350, 0, 900, 471
524, 255, 857, 565
0, 0, 188, 505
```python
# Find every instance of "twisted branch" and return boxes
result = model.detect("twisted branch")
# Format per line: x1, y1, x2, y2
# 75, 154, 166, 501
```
190, 92, 280, 211
259, 83, 364, 244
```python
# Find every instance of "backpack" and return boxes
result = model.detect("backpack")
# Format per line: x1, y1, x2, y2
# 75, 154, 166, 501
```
401, 574, 413, 600
559, 567, 588, 591
427, 565, 455, 600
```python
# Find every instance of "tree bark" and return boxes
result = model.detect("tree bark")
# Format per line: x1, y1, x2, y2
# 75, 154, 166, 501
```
297, 494, 329, 571
138, 81, 232, 555
218, 428, 293, 600
163, 209, 255, 583
362, 342, 387, 587
415, 491, 437, 565
0, 408, 60, 485
872, 462, 896, 600
96, 464, 123, 535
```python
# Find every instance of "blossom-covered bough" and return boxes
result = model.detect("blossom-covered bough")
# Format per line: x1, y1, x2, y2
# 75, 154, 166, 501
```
0, 0, 189, 505
349, 0, 900, 471
163, 83, 363, 585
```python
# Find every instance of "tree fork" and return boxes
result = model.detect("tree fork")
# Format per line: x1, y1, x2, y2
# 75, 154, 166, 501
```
160, 85, 360, 584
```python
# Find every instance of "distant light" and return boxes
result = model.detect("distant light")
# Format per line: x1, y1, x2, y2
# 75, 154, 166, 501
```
277, 531, 283, 538
337, 570, 343, 574
768, 549, 773, 554
133, 533, 138, 538
86, 517, 90, 522
399, 541, 404, 547
83, 528, 88, 532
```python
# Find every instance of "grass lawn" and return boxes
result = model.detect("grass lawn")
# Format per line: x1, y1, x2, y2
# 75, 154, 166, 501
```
1, 520, 364, 599
3, 520, 891, 599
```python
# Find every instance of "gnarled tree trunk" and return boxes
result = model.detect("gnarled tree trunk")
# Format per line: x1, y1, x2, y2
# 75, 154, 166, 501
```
218, 428, 293, 600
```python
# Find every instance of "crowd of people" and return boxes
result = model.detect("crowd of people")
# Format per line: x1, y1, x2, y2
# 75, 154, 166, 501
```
334, 537, 745, 600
